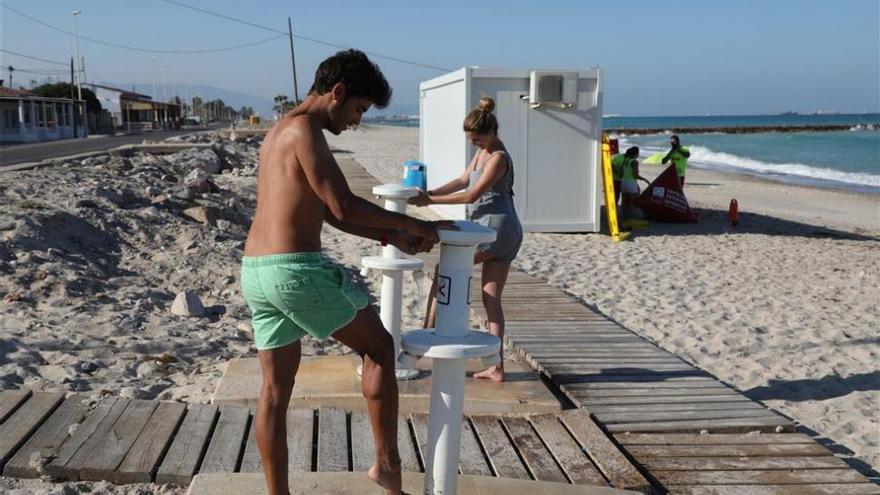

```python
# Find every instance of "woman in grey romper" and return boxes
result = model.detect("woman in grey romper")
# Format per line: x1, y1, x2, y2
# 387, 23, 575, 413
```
410, 96, 523, 381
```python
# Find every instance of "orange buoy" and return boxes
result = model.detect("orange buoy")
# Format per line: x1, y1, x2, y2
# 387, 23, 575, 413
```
728, 199, 739, 227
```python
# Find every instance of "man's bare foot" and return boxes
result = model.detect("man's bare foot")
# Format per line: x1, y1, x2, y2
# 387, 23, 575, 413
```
368, 461, 403, 495
473, 365, 504, 382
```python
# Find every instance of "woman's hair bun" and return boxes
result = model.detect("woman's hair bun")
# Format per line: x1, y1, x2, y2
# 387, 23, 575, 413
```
478, 96, 495, 113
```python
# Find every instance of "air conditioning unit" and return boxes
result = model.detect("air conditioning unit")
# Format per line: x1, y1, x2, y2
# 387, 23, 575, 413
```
529, 71, 578, 108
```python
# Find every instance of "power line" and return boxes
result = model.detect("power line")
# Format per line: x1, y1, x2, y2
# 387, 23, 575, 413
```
162, 0, 452, 71
162, 0, 285, 35
2, 4, 287, 54
0, 48, 68, 66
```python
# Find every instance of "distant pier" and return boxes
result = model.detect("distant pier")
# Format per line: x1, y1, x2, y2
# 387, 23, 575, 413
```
607, 124, 877, 135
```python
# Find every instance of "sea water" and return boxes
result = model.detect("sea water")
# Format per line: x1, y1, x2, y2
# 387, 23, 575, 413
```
611, 114, 880, 193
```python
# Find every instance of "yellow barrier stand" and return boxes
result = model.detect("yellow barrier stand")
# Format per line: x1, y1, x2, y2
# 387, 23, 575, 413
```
601, 135, 629, 242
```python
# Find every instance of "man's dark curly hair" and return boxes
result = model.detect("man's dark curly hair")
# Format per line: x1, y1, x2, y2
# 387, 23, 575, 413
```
309, 49, 392, 108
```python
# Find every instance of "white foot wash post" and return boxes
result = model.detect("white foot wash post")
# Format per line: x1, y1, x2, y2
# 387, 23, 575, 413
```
361, 184, 424, 380
399, 221, 501, 494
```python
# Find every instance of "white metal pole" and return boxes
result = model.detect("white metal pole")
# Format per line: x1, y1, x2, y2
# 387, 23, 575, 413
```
398, 222, 499, 495
71, 10, 82, 101
425, 357, 467, 494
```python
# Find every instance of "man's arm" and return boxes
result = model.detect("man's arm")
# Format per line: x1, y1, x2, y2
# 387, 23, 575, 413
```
291, 118, 434, 238
324, 212, 433, 254
679, 147, 690, 158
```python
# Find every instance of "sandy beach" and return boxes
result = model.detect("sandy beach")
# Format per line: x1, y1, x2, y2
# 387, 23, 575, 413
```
0, 124, 876, 492
326, 124, 880, 476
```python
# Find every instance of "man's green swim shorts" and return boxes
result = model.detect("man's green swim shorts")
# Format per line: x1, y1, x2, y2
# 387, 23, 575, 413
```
240, 252, 369, 350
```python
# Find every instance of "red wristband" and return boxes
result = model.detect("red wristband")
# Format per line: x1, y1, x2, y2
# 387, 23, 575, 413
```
380, 231, 390, 246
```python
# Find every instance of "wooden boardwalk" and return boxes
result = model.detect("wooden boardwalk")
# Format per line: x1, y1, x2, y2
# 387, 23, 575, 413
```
0, 390, 650, 491
464, 240, 878, 493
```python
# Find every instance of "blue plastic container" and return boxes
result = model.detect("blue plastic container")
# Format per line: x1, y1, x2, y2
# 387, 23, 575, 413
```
402, 160, 427, 190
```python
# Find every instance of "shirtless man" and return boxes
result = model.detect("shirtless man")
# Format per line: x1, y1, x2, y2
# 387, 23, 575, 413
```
241, 49, 449, 495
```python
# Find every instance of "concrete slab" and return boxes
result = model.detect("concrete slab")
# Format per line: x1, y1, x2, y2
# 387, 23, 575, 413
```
212, 355, 562, 415
186, 472, 638, 495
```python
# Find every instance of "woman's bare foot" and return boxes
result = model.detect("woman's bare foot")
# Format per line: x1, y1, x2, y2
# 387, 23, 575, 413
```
473, 365, 504, 382
368, 461, 403, 494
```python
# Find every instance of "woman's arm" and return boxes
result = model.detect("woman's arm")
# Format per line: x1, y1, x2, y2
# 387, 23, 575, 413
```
426, 152, 479, 196
425, 152, 507, 205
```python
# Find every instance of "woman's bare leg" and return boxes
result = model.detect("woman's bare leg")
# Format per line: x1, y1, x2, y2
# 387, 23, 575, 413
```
473, 253, 510, 381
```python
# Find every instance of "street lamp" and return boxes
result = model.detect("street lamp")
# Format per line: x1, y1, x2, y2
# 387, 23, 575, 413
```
71, 10, 82, 101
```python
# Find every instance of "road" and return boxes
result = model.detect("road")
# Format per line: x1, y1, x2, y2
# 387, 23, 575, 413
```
0, 126, 223, 167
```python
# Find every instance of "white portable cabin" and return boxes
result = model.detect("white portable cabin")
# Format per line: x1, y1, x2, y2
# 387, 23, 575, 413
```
419, 67, 603, 232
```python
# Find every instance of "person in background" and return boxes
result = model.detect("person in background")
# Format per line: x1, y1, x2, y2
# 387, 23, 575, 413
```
410, 96, 523, 382
611, 146, 640, 205
618, 147, 649, 223
661, 134, 691, 186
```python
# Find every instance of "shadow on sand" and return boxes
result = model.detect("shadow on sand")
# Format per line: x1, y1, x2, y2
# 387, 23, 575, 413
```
599, 206, 879, 241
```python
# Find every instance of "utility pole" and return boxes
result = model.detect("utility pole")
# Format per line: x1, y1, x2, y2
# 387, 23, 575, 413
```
6, 66, 13, 88
71, 10, 83, 101
70, 58, 78, 138
288, 17, 300, 104
152, 56, 158, 102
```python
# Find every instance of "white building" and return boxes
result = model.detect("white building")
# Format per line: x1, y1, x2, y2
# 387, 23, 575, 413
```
420, 67, 603, 233
87, 83, 180, 132
0, 86, 86, 143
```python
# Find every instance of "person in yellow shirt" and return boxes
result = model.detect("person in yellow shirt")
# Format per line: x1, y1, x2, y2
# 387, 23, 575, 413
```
661, 134, 691, 186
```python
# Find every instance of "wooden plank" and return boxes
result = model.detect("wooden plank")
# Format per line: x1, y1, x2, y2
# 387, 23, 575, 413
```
113, 401, 187, 484
607, 416, 794, 434
556, 374, 713, 384
588, 401, 765, 414
4, 394, 89, 478
411, 413, 487, 475
459, 417, 492, 476
532, 357, 686, 365
79, 399, 158, 481
397, 415, 420, 474
46, 397, 129, 480
287, 408, 315, 473
0, 390, 32, 423
350, 411, 374, 472
501, 416, 568, 483
567, 396, 760, 408
0, 392, 63, 469
469, 415, 529, 479
199, 405, 249, 474
155, 403, 219, 485
565, 387, 739, 398
317, 407, 348, 472
528, 414, 607, 486
654, 468, 869, 485
508, 337, 646, 344
545, 364, 696, 374
625, 443, 832, 458
669, 484, 880, 495
596, 408, 779, 424
642, 455, 849, 471
570, 379, 725, 389
558, 410, 652, 492
409, 413, 428, 471
614, 432, 816, 445
238, 412, 260, 473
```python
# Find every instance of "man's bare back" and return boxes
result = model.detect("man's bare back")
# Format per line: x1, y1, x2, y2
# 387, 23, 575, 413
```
244, 110, 331, 256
